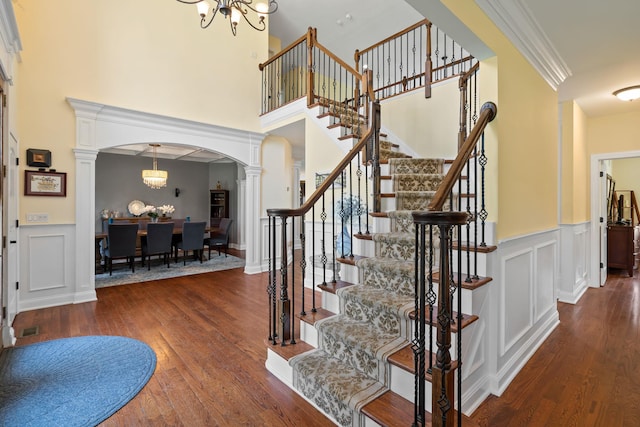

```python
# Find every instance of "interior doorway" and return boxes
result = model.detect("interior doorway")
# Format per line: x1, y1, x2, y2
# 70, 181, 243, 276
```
590, 150, 640, 286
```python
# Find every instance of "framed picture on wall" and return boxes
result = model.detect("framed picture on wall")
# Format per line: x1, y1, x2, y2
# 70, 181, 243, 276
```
26, 149, 52, 167
24, 170, 67, 196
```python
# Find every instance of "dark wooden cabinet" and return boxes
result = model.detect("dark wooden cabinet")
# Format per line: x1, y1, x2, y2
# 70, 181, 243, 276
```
210, 190, 229, 227
607, 225, 634, 276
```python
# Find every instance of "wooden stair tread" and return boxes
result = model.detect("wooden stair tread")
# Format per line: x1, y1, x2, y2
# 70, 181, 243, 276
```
318, 279, 356, 294
336, 255, 366, 266
388, 346, 459, 378
265, 339, 314, 361
452, 242, 498, 253
353, 233, 373, 241
409, 307, 478, 333
362, 390, 479, 427
362, 391, 431, 426
338, 133, 359, 141
432, 271, 494, 290
370, 211, 389, 218
298, 307, 336, 325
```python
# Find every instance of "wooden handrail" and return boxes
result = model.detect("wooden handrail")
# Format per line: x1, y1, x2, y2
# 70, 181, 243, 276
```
428, 102, 497, 211
268, 99, 378, 218
258, 29, 312, 71
354, 19, 431, 63
314, 40, 362, 79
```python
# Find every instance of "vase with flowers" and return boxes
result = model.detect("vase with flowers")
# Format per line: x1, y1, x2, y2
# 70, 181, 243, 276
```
142, 205, 159, 222
158, 204, 175, 217
334, 195, 364, 257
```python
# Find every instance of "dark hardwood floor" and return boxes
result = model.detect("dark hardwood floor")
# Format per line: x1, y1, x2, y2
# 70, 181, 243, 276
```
11, 250, 640, 426
471, 268, 640, 427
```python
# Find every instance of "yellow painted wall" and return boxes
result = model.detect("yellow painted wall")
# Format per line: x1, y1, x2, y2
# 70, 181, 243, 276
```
261, 136, 293, 213
442, 0, 558, 240
560, 101, 588, 224
382, 79, 460, 159
586, 110, 640, 220
15, 0, 269, 224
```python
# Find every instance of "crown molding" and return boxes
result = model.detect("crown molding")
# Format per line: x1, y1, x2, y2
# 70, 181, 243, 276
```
475, 0, 571, 90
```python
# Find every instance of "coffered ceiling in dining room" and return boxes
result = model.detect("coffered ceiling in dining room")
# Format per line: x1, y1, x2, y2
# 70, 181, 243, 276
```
100, 144, 230, 163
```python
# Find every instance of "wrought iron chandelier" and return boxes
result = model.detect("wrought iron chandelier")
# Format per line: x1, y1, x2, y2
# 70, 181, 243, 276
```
176, 0, 278, 36
142, 144, 168, 189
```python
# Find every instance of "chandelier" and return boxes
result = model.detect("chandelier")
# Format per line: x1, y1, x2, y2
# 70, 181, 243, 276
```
142, 144, 168, 189
176, 0, 278, 36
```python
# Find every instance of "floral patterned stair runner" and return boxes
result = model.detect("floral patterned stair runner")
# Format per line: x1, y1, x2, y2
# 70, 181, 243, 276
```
290, 156, 446, 427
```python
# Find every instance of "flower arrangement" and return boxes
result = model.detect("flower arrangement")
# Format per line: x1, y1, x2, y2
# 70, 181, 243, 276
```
334, 195, 364, 222
158, 204, 175, 215
140, 204, 175, 219
142, 205, 158, 219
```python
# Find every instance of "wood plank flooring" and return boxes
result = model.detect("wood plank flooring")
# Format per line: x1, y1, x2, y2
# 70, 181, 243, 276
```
470, 268, 640, 427
11, 253, 640, 426
12, 250, 334, 427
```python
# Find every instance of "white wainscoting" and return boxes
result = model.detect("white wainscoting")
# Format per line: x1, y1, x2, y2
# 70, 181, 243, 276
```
557, 222, 590, 304
19, 224, 95, 312
487, 228, 560, 396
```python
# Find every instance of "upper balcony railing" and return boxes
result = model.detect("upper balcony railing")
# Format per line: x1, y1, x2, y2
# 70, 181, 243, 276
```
259, 21, 478, 116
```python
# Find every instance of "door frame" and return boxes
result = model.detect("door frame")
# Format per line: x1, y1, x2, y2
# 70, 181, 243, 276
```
590, 150, 640, 286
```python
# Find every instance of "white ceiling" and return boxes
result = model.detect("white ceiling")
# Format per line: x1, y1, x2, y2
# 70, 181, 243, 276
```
115, 0, 640, 162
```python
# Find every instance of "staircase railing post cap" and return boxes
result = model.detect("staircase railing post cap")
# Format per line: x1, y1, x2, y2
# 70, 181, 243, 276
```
412, 210, 470, 225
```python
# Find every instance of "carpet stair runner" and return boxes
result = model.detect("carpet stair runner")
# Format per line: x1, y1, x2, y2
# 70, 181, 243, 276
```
264, 102, 488, 426
288, 148, 481, 426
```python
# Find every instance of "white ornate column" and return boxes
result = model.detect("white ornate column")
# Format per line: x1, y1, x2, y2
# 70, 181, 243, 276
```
68, 99, 102, 302
243, 134, 263, 274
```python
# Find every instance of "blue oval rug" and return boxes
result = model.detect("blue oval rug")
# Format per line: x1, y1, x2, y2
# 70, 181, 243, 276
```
0, 335, 156, 426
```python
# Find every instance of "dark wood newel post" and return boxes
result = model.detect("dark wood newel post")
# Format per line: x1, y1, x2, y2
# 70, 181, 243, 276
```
306, 27, 315, 108
413, 211, 469, 427
278, 215, 291, 344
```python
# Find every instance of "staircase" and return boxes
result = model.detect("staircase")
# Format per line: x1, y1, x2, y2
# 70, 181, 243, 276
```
266, 124, 493, 425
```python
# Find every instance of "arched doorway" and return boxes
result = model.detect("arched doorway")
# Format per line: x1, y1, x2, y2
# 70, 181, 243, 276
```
68, 98, 265, 302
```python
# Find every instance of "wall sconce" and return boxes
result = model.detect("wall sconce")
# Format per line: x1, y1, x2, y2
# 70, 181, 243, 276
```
175, 188, 181, 197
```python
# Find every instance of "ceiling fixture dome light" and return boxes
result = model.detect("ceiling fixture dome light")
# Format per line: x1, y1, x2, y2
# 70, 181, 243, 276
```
142, 144, 168, 189
613, 85, 640, 101
177, 0, 278, 36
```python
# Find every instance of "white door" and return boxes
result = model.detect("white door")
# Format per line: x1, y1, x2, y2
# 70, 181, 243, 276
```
599, 167, 608, 285
5, 132, 18, 327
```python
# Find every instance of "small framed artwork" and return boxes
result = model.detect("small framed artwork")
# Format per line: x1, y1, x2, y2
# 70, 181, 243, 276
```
26, 149, 52, 167
24, 170, 67, 197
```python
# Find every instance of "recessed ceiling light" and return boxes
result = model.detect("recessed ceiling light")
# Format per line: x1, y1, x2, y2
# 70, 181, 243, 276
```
613, 85, 640, 101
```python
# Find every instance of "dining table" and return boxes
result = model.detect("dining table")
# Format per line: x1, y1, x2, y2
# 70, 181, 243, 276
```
94, 226, 219, 274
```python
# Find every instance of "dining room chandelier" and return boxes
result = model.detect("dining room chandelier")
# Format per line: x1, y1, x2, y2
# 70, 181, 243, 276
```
176, 0, 278, 36
142, 144, 168, 189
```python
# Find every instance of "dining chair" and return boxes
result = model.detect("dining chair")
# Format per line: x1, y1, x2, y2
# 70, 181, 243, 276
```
170, 218, 186, 260
206, 218, 233, 258
175, 221, 206, 265
104, 223, 139, 276
141, 222, 174, 270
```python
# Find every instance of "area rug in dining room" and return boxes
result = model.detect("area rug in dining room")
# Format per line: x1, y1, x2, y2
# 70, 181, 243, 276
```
95, 254, 245, 288
0, 335, 156, 427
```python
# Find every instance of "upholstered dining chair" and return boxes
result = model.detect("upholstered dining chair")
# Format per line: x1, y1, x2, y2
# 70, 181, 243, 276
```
141, 222, 174, 270
175, 221, 206, 265
104, 223, 139, 276
206, 218, 233, 258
